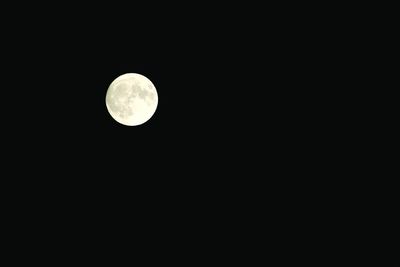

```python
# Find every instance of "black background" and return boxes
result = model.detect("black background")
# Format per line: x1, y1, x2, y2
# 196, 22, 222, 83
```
1, 3, 278, 258
1, 3, 335, 216
4, 3, 391, 261
3, 3, 276, 184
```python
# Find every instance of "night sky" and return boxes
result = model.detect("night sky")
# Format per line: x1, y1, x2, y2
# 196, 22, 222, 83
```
3, 3, 395, 264
3, 2, 351, 200
2, 3, 311, 201
3, 3, 261, 195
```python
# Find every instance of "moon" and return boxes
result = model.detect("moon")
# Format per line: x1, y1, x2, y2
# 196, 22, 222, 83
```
105, 73, 158, 126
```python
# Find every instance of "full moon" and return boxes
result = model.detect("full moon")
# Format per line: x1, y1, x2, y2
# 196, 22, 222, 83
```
105, 73, 158, 126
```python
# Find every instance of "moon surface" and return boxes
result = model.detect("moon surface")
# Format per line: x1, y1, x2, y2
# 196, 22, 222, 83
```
106, 73, 158, 126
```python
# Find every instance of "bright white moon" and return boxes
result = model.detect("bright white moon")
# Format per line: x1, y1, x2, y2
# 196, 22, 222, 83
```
106, 73, 158, 126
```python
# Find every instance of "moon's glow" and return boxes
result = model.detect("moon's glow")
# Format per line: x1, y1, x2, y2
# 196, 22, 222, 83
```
106, 73, 158, 126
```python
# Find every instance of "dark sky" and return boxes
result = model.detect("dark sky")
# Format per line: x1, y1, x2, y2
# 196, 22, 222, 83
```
2, 2, 346, 196
2, 1, 345, 213
1, 3, 310, 193
2, 4, 261, 191
3, 4, 394, 263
